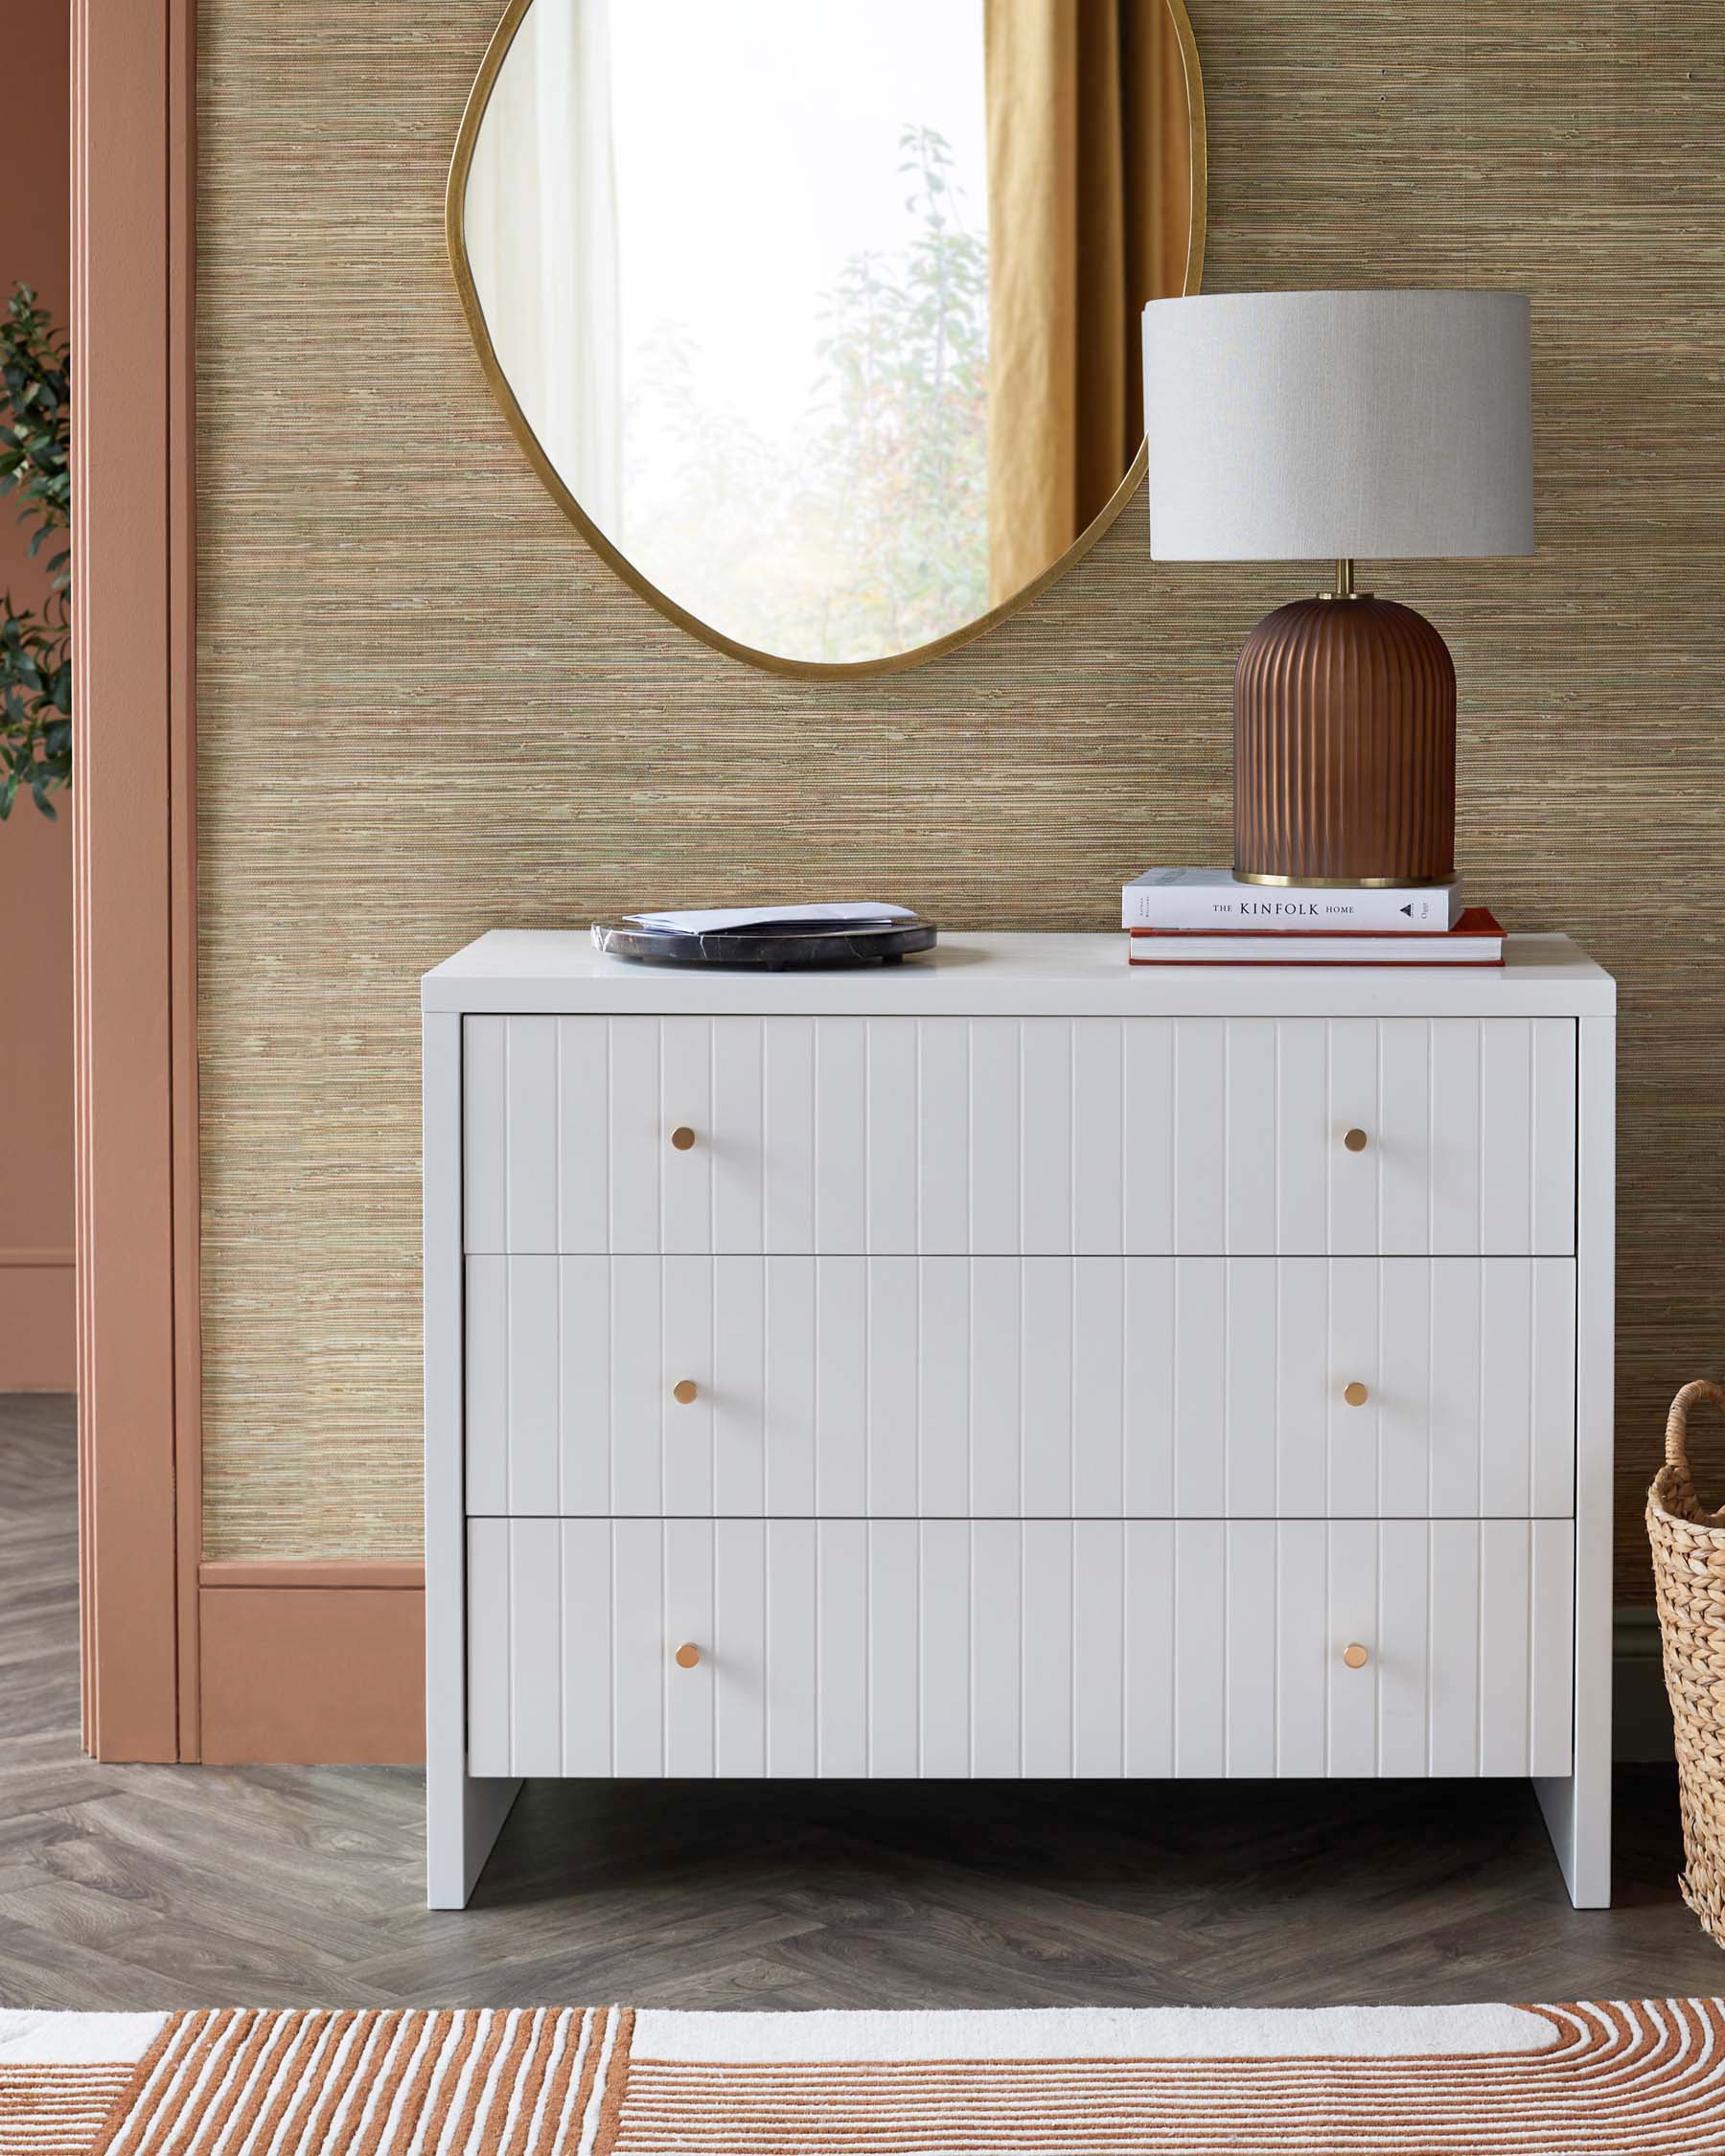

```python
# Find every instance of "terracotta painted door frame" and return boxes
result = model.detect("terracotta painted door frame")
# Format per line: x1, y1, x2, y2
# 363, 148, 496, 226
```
72, 0, 201, 1762
72, 0, 427, 1767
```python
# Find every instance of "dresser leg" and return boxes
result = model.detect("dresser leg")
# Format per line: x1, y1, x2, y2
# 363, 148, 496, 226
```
1534, 1771, 1610, 1908
1531, 1517, 1612, 1910
427, 1769, 522, 1910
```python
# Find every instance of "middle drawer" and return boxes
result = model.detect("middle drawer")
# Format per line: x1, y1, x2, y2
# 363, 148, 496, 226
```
465, 1255, 1576, 1520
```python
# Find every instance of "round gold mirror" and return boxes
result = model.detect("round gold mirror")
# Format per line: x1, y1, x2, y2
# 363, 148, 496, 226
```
448, 0, 1206, 676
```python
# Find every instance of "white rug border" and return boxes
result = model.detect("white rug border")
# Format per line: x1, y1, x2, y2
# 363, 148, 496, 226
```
630, 2002, 1555, 2063
0, 2008, 167, 2066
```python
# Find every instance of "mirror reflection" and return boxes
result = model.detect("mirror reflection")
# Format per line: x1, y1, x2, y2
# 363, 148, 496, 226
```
457, 0, 1200, 670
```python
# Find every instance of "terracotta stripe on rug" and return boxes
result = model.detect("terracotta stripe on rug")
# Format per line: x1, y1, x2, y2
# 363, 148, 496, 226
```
0, 2065, 140, 2156
6, 2002, 1725, 2155
81, 2007, 630, 2156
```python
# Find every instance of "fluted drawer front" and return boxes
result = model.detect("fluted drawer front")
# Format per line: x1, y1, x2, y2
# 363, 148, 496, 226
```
461, 1015, 1576, 1257
464, 1254, 1576, 1521
465, 1517, 1574, 1780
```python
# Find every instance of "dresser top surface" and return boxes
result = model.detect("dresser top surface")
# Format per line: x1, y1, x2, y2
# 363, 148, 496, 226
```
423, 930, 1614, 1019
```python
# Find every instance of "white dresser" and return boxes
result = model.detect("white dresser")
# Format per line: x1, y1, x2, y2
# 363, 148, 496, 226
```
423, 931, 1615, 1911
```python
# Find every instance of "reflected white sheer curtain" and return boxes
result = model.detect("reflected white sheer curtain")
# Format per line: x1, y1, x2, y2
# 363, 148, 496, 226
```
465, 0, 622, 538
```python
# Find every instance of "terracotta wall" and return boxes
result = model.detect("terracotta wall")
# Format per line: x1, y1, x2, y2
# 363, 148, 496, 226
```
196, 0, 1725, 1599
0, 0, 75, 1391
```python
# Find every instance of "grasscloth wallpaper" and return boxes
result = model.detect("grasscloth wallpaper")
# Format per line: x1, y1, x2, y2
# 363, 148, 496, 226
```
197, 1, 1724, 1594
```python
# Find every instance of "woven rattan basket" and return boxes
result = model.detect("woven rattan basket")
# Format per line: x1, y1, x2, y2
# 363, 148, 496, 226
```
1649, 1378, 1725, 1946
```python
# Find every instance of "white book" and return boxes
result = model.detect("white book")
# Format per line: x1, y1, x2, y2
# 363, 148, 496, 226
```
1123, 867, 1463, 932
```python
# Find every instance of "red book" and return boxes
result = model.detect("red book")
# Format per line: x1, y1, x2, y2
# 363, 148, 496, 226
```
1128, 907, 1506, 966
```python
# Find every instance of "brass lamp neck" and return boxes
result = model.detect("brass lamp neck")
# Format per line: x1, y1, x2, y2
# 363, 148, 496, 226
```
1321, 558, 1371, 601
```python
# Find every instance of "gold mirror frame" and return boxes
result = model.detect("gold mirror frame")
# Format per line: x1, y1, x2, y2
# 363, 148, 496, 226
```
446, 0, 1207, 679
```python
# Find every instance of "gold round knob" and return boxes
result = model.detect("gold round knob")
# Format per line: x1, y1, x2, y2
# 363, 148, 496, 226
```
1343, 1642, 1369, 1669
1344, 1381, 1369, 1408
1344, 1128, 1369, 1153
670, 1125, 696, 1151
674, 1642, 702, 1669
672, 1378, 698, 1405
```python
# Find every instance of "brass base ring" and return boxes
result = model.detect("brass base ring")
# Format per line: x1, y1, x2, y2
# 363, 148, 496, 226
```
1232, 871, 1459, 889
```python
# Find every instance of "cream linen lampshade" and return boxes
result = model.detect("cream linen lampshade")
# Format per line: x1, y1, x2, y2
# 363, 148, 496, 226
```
1141, 290, 1534, 884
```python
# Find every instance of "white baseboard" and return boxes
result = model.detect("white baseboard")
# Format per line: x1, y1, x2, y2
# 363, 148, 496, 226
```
1614, 1607, 1672, 1762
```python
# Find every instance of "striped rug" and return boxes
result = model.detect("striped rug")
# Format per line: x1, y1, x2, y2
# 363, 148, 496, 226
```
4, 1999, 1725, 2153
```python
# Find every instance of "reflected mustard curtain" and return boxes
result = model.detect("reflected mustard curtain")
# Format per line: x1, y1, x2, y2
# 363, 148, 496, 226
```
984, 0, 1190, 605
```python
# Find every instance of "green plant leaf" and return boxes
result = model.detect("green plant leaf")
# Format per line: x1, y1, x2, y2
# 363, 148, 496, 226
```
0, 281, 72, 818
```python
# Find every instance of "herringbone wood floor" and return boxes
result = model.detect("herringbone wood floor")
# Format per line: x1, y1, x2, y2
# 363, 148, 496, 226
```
4, 1394, 1719, 2009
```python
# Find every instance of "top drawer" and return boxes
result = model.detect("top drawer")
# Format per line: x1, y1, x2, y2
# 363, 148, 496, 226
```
462, 1014, 1576, 1257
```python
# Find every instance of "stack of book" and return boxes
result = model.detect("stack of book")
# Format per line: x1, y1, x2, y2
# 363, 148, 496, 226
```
1122, 869, 1505, 966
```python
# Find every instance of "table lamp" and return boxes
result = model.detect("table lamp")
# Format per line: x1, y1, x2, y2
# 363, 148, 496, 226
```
1140, 290, 1533, 885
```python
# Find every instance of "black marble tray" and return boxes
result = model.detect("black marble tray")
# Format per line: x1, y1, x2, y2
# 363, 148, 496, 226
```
592, 916, 938, 970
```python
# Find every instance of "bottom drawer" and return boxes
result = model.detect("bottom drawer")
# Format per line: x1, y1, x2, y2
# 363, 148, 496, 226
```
467, 1518, 1574, 1781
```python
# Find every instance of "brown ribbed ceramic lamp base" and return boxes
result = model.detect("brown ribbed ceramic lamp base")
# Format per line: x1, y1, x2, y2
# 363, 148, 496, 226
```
1233, 593, 1458, 885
